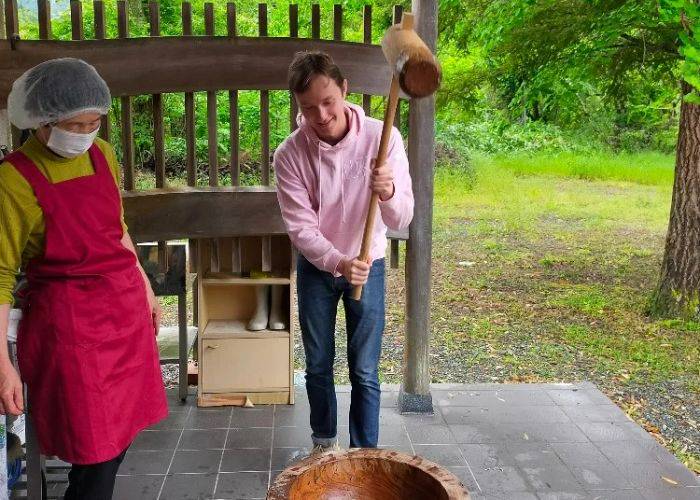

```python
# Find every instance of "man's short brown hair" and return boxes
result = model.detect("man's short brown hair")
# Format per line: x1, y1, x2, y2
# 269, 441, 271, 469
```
287, 51, 345, 94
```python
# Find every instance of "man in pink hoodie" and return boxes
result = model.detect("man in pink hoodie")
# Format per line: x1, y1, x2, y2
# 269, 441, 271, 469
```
274, 51, 414, 452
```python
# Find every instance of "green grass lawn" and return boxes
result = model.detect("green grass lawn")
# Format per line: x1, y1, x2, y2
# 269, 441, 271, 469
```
398, 150, 698, 471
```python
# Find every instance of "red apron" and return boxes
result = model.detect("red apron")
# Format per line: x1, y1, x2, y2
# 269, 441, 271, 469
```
6, 145, 168, 465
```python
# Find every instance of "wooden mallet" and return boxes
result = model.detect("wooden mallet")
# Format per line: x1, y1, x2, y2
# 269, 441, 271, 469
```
351, 12, 441, 300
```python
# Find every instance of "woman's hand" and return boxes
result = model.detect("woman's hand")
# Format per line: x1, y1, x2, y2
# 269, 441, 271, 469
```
147, 289, 162, 337
0, 362, 24, 416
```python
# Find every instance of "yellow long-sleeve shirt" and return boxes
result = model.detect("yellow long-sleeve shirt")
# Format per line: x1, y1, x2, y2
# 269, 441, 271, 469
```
0, 134, 127, 305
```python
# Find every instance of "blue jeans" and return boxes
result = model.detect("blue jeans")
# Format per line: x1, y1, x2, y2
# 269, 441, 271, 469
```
297, 255, 385, 448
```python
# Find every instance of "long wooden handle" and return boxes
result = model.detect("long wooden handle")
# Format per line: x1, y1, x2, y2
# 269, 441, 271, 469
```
351, 76, 401, 301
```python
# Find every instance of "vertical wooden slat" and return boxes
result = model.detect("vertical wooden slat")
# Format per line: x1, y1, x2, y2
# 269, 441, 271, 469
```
362, 5, 372, 116
183, 2, 197, 279
70, 0, 83, 40
333, 4, 342, 41
311, 4, 320, 39
390, 4, 403, 270
205, 2, 218, 186
259, 3, 270, 186
149, 2, 165, 188
182, 2, 196, 187
117, 1, 134, 191
150, 1, 167, 271
0, 0, 5, 40
94, 1, 110, 142
4, 0, 17, 38
227, 2, 239, 186
38, 0, 51, 39
259, 3, 271, 268
289, 4, 299, 132
93, 0, 105, 38
227, 3, 242, 276
261, 236, 271, 273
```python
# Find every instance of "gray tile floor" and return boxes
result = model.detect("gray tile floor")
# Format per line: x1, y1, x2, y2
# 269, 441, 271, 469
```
35, 383, 700, 499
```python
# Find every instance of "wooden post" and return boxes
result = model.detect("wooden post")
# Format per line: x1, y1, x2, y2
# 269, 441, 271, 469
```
399, 0, 437, 414
259, 3, 270, 186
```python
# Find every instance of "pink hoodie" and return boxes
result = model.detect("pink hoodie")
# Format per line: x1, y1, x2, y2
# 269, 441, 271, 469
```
274, 102, 414, 276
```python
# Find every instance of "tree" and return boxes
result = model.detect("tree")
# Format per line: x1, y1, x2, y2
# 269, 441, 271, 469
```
651, 0, 700, 320
464, 0, 680, 142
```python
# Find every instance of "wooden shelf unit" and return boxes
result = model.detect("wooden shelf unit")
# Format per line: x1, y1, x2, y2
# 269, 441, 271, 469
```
196, 235, 295, 407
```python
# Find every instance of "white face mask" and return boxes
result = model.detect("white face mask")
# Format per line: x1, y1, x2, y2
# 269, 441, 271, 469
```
46, 126, 99, 158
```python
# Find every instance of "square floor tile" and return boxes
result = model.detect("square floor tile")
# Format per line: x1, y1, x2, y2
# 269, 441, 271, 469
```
214, 471, 269, 499
230, 408, 273, 428
113, 474, 164, 500
220, 449, 271, 472
460, 443, 515, 470
185, 408, 231, 429
475, 465, 532, 494
272, 426, 310, 448
227, 427, 273, 449
159, 473, 216, 499
570, 461, 633, 490
120, 450, 173, 475
151, 411, 189, 431
413, 444, 467, 467
178, 429, 227, 450
271, 447, 310, 470
407, 424, 455, 445
169, 449, 222, 474
132, 430, 181, 451
520, 464, 583, 491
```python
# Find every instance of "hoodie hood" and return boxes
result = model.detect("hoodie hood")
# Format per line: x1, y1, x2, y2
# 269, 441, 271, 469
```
296, 102, 366, 225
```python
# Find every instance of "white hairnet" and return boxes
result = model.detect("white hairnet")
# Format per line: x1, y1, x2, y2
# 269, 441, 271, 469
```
7, 58, 111, 130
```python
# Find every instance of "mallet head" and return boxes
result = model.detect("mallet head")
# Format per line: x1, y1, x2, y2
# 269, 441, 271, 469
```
381, 13, 441, 98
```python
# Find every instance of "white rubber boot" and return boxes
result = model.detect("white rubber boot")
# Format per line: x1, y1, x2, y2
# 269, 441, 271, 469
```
268, 285, 287, 330
247, 285, 270, 331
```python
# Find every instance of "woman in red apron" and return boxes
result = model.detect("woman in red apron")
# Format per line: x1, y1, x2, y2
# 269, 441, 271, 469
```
0, 58, 167, 499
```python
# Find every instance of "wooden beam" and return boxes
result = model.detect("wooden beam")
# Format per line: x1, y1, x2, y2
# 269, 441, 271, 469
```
0, 38, 394, 105
122, 188, 408, 243
400, 0, 437, 412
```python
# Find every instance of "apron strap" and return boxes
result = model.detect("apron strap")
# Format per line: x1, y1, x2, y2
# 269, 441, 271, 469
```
4, 150, 52, 191
87, 143, 111, 179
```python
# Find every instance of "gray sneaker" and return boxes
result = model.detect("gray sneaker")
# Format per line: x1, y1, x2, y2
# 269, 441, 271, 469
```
310, 441, 342, 456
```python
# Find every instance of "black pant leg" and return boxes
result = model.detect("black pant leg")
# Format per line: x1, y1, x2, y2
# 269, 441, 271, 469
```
63, 448, 128, 500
